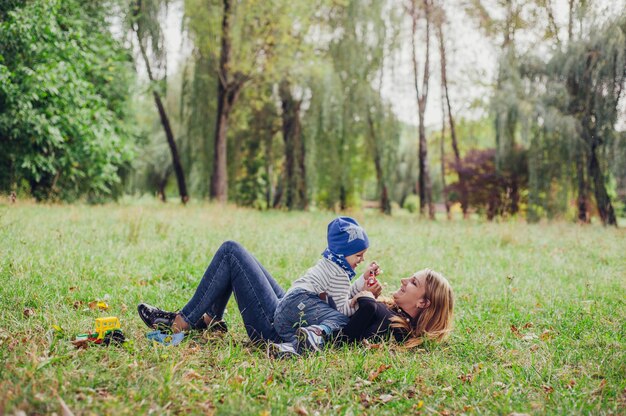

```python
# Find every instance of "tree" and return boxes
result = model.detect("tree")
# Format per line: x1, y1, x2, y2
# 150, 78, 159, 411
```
0, 0, 135, 201
434, 3, 467, 217
128, 0, 189, 204
279, 80, 307, 210
408, 0, 435, 219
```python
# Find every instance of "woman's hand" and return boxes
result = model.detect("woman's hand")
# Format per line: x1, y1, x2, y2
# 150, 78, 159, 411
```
350, 290, 375, 307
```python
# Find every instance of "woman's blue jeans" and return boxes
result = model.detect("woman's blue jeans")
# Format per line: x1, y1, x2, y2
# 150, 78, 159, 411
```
180, 241, 285, 343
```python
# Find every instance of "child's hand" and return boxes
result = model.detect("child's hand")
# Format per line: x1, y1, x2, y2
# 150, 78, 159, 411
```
364, 261, 383, 289
364, 261, 382, 280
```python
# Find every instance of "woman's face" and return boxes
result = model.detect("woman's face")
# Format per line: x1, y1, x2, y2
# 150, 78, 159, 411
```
393, 273, 429, 315
345, 249, 367, 270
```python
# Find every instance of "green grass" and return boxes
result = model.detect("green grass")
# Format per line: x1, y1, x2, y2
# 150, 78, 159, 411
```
0, 201, 625, 415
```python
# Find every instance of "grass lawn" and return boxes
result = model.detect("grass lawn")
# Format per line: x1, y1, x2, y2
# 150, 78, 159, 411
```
0, 201, 625, 415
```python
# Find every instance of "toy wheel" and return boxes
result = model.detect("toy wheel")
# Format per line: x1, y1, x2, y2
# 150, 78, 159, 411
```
103, 329, 126, 346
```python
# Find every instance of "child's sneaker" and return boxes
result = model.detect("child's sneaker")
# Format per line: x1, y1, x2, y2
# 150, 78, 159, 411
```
296, 325, 325, 352
267, 342, 301, 359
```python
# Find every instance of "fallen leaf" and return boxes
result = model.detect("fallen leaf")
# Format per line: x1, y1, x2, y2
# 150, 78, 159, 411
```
416, 400, 424, 409
97, 301, 109, 310
230, 375, 245, 385
88, 301, 97, 310
293, 405, 309, 415
542, 384, 554, 394
522, 322, 534, 329
72, 301, 83, 309
265, 374, 274, 385
184, 369, 203, 381
510, 325, 521, 338
69, 286, 78, 292
379, 394, 394, 403
23, 308, 35, 318
566, 379, 576, 390
359, 392, 372, 407
539, 330, 553, 341
457, 373, 473, 383
368, 364, 392, 381
71, 339, 90, 349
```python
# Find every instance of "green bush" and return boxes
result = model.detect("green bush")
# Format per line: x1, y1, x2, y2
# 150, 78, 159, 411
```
403, 194, 419, 213
0, 0, 136, 201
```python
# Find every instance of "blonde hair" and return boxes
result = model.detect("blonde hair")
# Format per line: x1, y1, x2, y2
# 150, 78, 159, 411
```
387, 269, 454, 348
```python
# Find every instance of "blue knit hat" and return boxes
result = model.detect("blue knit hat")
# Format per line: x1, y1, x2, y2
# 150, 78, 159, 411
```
327, 217, 369, 256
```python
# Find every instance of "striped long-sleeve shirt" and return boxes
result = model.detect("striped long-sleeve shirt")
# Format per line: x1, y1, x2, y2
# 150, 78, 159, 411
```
288, 258, 365, 316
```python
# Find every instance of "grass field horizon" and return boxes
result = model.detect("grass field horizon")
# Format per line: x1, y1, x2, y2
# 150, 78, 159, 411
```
1, 201, 624, 415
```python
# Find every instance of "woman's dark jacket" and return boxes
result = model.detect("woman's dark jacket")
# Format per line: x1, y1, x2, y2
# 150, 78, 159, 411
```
336, 297, 413, 343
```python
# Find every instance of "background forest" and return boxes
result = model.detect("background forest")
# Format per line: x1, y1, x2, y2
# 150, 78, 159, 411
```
1, 0, 625, 224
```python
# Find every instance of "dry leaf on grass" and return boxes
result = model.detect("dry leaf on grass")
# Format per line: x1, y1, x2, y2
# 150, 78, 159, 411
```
293, 405, 309, 415
23, 308, 35, 318
378, 394, 394, 403
229, 375, 245, 385
368, 364, 391, 381
539, 330, 554, 341
183, 369, 204, 381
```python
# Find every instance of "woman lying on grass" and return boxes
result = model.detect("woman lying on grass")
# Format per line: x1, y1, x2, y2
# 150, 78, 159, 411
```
137, 240, 454, 354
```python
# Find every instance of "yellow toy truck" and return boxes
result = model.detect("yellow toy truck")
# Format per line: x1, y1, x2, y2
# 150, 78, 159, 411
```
73, 317, 125, 346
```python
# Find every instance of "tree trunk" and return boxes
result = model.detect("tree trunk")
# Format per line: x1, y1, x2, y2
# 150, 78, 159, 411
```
211, 0, 233, 203
264, 134, 274, 209
136, 29, 188, 204
366, 108, 391, 215
587, 136, 617, 226
210, 0, 245, 203
568, 0, 574, 41
576, 149, 589, 222
211, 88, 230, 203
439, 91, 450, 220
411, 0, 434, 219
279, 80, 307, 210
436, 19, 467, 218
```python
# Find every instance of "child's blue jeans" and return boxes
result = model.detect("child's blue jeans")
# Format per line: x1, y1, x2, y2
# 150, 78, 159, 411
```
273, 288, 350, 343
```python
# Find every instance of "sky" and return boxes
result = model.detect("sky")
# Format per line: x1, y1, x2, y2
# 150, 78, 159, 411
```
162, 0, 626, 130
